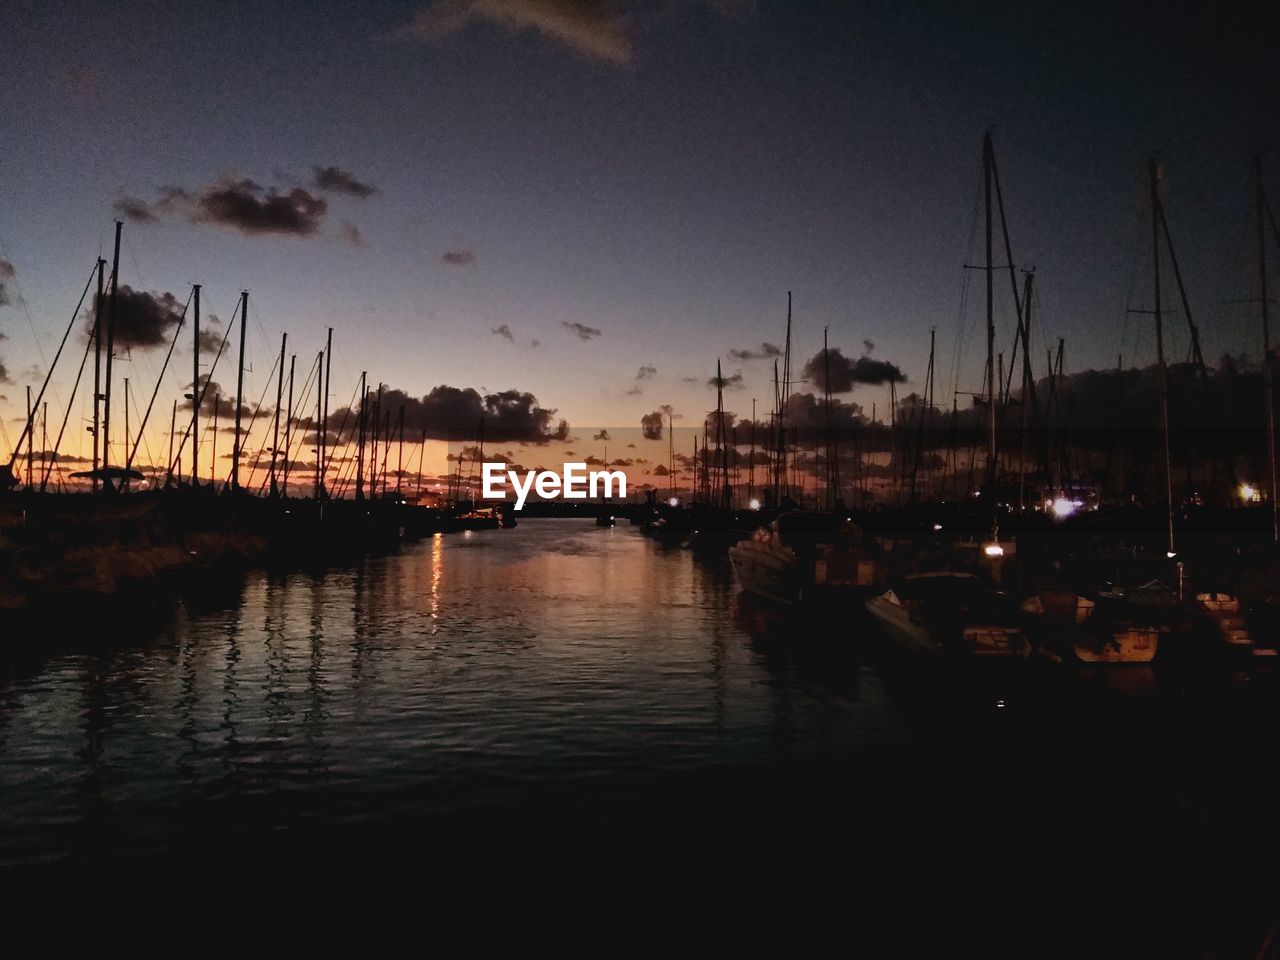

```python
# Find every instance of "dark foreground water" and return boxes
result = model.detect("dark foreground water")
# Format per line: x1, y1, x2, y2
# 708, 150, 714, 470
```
2, 520, 1278, 946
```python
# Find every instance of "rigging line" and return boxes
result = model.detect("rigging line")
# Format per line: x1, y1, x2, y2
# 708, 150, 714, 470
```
321, 378, 361, 481
282, 353, 322, 481
127, 287, 192, 470
168, 294, 240, 473
237, 350, 283, 493
39, 297, 98, 491
6, 261, 97, 471
127, 377, 157, 474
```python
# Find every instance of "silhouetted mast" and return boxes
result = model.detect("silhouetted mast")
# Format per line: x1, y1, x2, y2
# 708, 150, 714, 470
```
191, 283, 200, 487
313, 351, 324, 499
232, 290, 248, 491
1257, 156, 1278, 542
284, 354, 296, 495
101, 221, 123, 489
355, 371, 367, 501
1149, 157, 1175, 557
91, 258, 105, 493
983, 133, 997, 531
270, 331, 287, 497
320, 327, 333, 499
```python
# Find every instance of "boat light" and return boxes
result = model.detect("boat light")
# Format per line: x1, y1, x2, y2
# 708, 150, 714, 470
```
1239, 483, 1260, 503
1051, 497, 1077, 519
668, 497, 680, 507
749, 498, 761, 511
1166, 551, 1177, 559
983, 543, 1005, 558
932, 523, 943, 532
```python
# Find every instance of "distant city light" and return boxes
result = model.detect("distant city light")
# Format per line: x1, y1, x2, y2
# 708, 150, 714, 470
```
1052, 497, 1077, 518
1239, 483, 1260, 503
749, 498, 761, 510
668, 497, 680, 507
932, 523, 943, 531
983, 543, 1004, 558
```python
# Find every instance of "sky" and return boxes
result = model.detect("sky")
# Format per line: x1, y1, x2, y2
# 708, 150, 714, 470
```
0, 0, 1277, 486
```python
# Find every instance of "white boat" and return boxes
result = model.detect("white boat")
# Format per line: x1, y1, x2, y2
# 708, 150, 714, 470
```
865, 572, 1028, 658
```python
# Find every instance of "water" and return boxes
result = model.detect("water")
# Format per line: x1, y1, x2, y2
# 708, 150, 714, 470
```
1, 519, 1278, 944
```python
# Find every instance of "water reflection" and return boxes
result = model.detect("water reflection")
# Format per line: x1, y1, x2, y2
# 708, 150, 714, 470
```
0, 519, 1275, 872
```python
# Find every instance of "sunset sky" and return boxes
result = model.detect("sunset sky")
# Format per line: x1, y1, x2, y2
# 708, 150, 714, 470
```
1, 0, 1275, 484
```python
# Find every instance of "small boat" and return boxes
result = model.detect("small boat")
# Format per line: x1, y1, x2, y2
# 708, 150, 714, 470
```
729, 511, 881, 605
1020, 586, 1161, 664
866, 572, 1028, 658
451, 506, 501, 531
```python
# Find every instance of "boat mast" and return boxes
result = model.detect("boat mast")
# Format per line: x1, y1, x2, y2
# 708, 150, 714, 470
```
716, 358, 730, 507
211, 389, 218, 487
1018, 271, 1034, 512
320, 327, 333, 499
1149, 156, 1175, 557
91, 258, 105, 493
232, 290, 248, 492
983, 132, 997, 534
191, 283, 200, 487
355, 370, 367, 501
270, 331, 286, 497
25, 387, 32, 489
748, 397, 756, 507
284, 353, 296, 495
123, 377, 129, 490
1257, 156, 1278, 542
314, 351, 324, 499
167, 399, 176, 487
396, 404, 406, 495
101, 221, 123, 489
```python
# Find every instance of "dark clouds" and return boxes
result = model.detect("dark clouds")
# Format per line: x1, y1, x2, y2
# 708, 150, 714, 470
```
197, 315, 224, 355
709, 371, 744, 390
0, 258, 14, 306
180, 377, 247, 420
803, 346, 906, 392
84, 286, 185, 350
195, 178, 327, 236
312, 165, 378, 198
593, 429, 611, 440
442, 248, 475, 265
492, 324, 515, 341
401, 0, 634, 65
562, 321, 601, 341
728, 342, 781, 362
641, 404, 673, 440
335, 384, 568, 443
635, 365, 656, 380
113, 195, 157, 224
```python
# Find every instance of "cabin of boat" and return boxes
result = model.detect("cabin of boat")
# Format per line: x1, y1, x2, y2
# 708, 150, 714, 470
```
866, 571, 1028, 658
729, 511, 881, 605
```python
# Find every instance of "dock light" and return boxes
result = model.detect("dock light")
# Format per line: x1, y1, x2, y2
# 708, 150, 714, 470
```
1166, 551, 1177, 559
932, 523, 943, 531
983, 543, 1005, 558
668, 497, 680, 507
1239, 483, 1260, 503
749, 498, 761, 510
1052, 497, 1077, 519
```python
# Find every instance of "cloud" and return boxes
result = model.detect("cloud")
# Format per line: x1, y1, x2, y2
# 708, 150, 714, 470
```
641, 404, 673, 440
195, 178, 327, 236
652, 463, 670, 476
492, 323, 515, 341
0, 258, 14, 306
529, 339, 541, 349
863, 339, 875, 354
728, 342, 781, 362
400, 0, 633, 65
803, 347, 906, 392
83, 286, 185, 350
562, 321, 601, 341
113, 195, 158, 224
635, 365, 656, 380
332, 384, 569, 444
180, 377, 246, 420
0, 361, 9, 384
312, 165, 378, 198
341, 221, 365, 246
442, 248, 475, 265
197, 315, 224, 355
709, 371, 744, 390
593, 429, 611, 441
